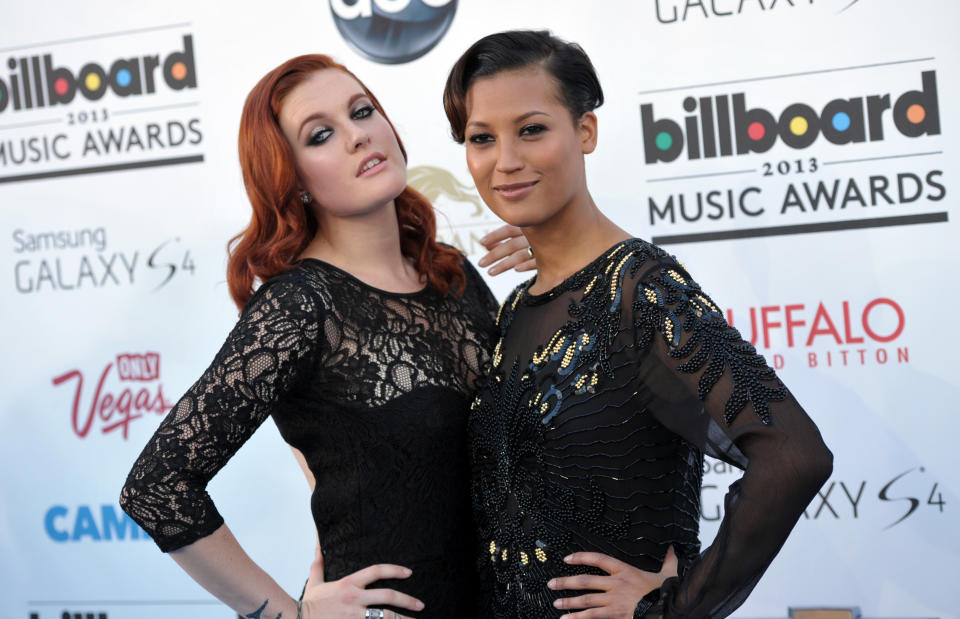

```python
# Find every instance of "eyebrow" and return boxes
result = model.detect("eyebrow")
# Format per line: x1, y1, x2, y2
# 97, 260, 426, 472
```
297, 92, 369, 139
466, 110, 550, 129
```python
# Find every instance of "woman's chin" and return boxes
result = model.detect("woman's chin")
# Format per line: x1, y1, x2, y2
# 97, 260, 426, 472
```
484, 205, 548, 229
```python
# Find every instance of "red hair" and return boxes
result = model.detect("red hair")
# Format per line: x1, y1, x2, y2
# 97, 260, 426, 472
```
228, 54, 465, 310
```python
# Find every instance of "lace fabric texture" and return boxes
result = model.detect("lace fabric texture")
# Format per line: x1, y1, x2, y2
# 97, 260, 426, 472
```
470, 239, 833, 618
120, 257, 499, 616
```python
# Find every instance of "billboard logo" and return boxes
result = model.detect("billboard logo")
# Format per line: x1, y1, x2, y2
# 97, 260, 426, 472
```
0, 28, 205, 183
0, 35, 196, 115
641, 71, 940, 164
329, 0, 457, 64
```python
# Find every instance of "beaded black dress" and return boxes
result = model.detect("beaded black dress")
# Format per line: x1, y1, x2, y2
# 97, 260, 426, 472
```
470, 239, 833, 618
120, 257, 499, 617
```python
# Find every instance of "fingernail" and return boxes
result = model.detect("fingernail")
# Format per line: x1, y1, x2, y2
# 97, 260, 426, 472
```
553, 599, 562, 608
477, 257, 490, 267
547, 579, 556, 589
404, 567, 413, 575
416, 601, 425, 610
564, 555, 573, 562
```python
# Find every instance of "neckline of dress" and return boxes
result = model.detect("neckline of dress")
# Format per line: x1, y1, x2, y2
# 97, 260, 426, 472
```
297, 257, 432, 298
519, 238, 640, 307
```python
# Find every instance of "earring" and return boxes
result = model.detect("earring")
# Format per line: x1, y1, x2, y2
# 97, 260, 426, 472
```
300, 192, 312, 205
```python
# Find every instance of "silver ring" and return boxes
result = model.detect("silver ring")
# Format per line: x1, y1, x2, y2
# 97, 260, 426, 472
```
526, 246, 534, 259
364, 610, 385, 619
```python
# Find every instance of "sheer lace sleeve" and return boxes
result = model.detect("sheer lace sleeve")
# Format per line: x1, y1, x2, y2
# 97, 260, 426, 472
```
629, 258, 833, 618
119, 277, 322, 552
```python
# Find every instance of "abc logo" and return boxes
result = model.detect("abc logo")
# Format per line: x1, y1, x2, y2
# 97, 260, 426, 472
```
329, 0, 457, 64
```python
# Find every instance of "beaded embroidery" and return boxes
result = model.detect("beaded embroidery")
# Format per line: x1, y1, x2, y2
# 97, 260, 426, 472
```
470, 239, 788, 617
633, 259, 787, 425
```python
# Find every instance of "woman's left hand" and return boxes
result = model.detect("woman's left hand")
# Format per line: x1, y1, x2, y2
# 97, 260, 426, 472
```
477, 224, 535, 275
547, 546, 678, 618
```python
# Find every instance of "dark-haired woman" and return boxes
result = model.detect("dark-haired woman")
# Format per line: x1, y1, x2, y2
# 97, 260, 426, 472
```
120, 54, 533, 619
444, 30, 833, 618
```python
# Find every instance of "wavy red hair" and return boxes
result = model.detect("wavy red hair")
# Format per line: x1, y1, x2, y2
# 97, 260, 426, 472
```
228, 54, 465, 310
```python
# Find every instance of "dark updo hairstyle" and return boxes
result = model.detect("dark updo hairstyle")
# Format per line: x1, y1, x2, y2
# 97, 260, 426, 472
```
443, 30, 604, 144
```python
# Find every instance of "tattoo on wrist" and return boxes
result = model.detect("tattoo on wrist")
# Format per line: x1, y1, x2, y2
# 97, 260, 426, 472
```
243, 600, 271, 619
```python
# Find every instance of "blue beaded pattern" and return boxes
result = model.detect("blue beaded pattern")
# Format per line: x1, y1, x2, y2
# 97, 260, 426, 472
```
470, 239, 786, 617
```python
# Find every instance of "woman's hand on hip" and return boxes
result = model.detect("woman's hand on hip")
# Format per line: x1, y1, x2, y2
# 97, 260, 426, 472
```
547, 546, 678, 618
300, 548, 424, 619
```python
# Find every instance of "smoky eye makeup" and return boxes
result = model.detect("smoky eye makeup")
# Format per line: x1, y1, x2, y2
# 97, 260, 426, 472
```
307, 126, 332, 146
352, 104, 375, 119
467, 132, 494, 145
520, 124, 547, 137
303, 99, 375, 146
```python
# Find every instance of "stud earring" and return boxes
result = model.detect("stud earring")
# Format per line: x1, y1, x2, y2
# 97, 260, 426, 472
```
300, 192, 312, 205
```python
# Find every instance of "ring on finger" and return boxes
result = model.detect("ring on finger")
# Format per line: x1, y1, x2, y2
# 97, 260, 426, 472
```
526, 246, 534, 259
364, 610, 385, 619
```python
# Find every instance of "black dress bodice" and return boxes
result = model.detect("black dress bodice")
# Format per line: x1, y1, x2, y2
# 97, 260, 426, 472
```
120, 256, 499, 616
470, 239, 833, 618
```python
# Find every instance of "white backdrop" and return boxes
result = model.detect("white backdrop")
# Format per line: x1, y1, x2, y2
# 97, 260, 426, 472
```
1, 1, 957, 618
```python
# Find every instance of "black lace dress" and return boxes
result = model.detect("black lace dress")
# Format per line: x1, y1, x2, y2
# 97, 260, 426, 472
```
470, 239, 833, 618
120, 257, 499, 616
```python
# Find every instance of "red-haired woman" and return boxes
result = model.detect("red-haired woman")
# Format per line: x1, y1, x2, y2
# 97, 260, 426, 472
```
120, 54, 532, 619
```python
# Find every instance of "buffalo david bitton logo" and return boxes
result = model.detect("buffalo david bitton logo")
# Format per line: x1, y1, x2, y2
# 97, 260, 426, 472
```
329, 0, 457, 64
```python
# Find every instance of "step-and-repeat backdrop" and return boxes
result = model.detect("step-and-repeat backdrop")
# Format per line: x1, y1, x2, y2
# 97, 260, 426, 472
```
1, 1, 957, 617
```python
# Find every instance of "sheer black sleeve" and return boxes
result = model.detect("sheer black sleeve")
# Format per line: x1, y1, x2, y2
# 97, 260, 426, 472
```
119, 278, 322, 552
461, 257, 501, 327
629, 259, 833, 618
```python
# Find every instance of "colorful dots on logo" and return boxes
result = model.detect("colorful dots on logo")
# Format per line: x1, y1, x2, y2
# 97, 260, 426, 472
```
640, 71, 939, 164
116, 68, 132, 88
789, 116, 808, 136
747, 122, 765, 141
906, 104, 925, 124
170, 62, 187, 81
0, 35, 197, 113
655, 132, 673, 150
832, 112, 851, 132
84, 72, 101, 91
